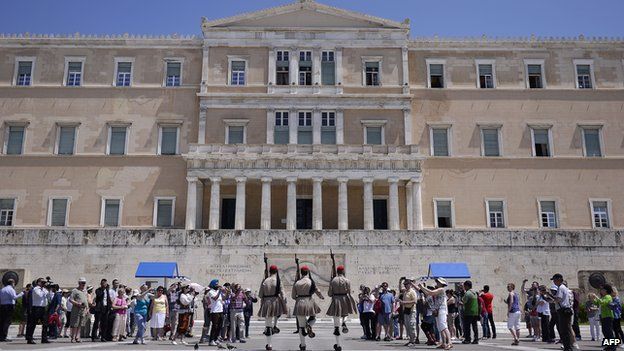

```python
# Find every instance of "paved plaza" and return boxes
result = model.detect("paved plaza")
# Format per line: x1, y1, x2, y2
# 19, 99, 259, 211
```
0, 320, 603, 350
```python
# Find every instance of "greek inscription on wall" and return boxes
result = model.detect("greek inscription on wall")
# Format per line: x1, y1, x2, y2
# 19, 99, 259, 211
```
206, 264, 252, 275
357, 265, 400, 275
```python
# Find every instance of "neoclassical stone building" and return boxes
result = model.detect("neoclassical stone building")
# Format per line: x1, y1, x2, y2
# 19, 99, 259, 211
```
0, 1, 623, 306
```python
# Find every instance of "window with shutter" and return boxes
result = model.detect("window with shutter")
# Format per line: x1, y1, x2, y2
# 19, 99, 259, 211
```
540, 201, 557, 228
104, 199, 120, 227
0, 199, 15, 226
17, 61, 33, 86
297, 112, 312, 144
166, 62, 181, 87
532, 128, 550, 157
109, 126, 127, 155
487, 200, 505, 228
432, 128, 449, 156
227, 126, 244, 144
429, 64, 444, 88
583, 128, 602, 157
50, 198, 68, 226
321, 111, 336, 144
66, 61, 82, 86
160, 127, 178, 155
321, 51, 335, 85
436, 200, 453, 228
6, 126, 24, 155
482, 128, 500, 156
57, 126, 76, 155
276, 51, 289, 85
366, 126, 382, 145
298, 51, 312, 86
274, 111, 289, 144
156, 199, 173, 227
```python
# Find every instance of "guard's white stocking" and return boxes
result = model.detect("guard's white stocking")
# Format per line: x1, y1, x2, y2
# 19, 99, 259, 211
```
296, 316, 307, 347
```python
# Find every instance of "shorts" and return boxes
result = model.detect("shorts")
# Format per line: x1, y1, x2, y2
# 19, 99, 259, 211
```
508, 311, 521, 330
69, 311, 86, 328
436, 313, 448, 332
377, 313, 392, 326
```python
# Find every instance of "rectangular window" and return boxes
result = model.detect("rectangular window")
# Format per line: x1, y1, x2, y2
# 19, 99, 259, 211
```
487, 200, 505, 228
321, 51, 335, 85
230, 60, 246, 86
276, 50, 289, 85
527, 64, 543, 88
365, 61, 380, 86
116, 61, 132, 86
103, 199, 121, 227
478, 64, 494, 88
0, 199, 15, 226
435, 200, 453, 228
108, 126, 127, 155
155, 198, 174, 227
532, 128, 551, 157
429, 63, 444, 88
321, 111, 336, 144
576, 64, 593, 89
159, 126, 179, 155
481, 128, 500, 156
5, 126, 25, 155
66, 61, 82, 86
227, 126, 244, 144
431, 128, 450, 156
165, 61, 181, 87
274, 111, 289, 144
57, 126, 76, 155
298, 51, 312, 86
49, 198, 68, 227
582, 128, 602, 157
591, 201, 610, 228
16, 61, 33, 86
298, 111, 312, 144
365, 126, 383, 145
539, 200, 557, 228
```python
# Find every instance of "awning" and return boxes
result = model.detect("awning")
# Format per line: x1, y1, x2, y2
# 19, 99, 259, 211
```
135, 262, 180, 278
427, 262, 471, 280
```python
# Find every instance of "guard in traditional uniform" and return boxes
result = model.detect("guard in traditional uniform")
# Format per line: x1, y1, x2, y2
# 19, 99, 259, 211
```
258, 265, 286, 351
292, 266, 324, 351
327, 265, 357, 351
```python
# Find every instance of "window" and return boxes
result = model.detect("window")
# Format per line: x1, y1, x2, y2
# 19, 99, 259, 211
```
274, 111, 289, 144
321, 51, 335, 85
321, 111, 336, 144
428, 63, 445, 88
107, 126, 128, 155
581, 127, 602, 157
481, 127, 501, 156
101, 198, 121, 227
430, 127, 450, 156
0, 199, 15, 226
539, 200, 558, 228
159, 125, 179, 155
487, 200, 505, 228
48, 198, 69, 227
276, 50, 289, 85
230, 60, 246, 86
365, 127, 382, 145
16, 60, 34, 86
525, 60, 545, 89
590, 200, 610, 229
435, 199, 453, 228
227, 126, 245, 144
575, 62, 593, 89
478, 63, 495, 88
56, 125, 77, 155
364, 61, 380, 86
115, 60, 133, 87
298, 111, 312, 144
299, 51, 312, 86
5, 126, 25, 155
165, 61, 181, 87
154, 197, 175, 227
65, 61, 83, 87
531, 128, 551, 157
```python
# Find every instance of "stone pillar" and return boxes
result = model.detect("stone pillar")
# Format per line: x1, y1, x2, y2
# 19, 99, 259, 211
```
289, 48, 299, 85
402, 46, 410, 89
403, 108, 412, 145
312, 177, 323, 230
286, 177, 297, 230
312, 49, 321, 86
185, 177, 199, 230
208, 177, 221, 230
235, 177, 246, 230
266, 108, 275, 144
201, 47, 209, 93
336, 109, 344, 145
289, 108, 298, 144
406, 181, 414, 230
388, 177, 400, 230
363, 177, 374, 230
411, 178, 423, 230
268, 48, 276, 85
312, 109, 321, 144
261, 177, 272, 230
337, 177, 349, 230
198, 108, 207, 144
335, 47, 343, 85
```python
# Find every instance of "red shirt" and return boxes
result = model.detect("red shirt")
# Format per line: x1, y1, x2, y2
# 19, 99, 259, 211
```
481, 292, 494, 314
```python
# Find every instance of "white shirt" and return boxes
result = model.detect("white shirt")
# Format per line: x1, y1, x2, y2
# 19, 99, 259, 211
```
209, 289, 224, 313
362, 294, 375, 313
536, 296, 550, 315
555, 284, 572, 309
31, 286, 49, 307
67, 298, 73, 312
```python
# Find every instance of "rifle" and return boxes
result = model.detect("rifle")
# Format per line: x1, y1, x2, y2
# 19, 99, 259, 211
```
264, 253, 269, 279
295, 254, 301, 282
330, 248, 336, 280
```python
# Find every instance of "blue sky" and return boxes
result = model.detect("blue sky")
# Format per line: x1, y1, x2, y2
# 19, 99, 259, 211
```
1, 0, 623, 38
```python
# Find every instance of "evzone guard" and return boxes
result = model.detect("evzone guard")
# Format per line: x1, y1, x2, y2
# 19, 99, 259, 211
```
258, 255, 287, 351
327, 250, 357, 351
292, 255, 324, 351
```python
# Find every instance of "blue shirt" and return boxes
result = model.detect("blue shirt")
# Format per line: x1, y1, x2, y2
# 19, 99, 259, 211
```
379, 291, 394, 314
509, 292, 520, 313
0, 285, 23, 305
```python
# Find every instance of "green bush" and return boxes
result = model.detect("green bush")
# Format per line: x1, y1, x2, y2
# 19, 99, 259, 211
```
577, 305, 588, 324
12, 298, 24, 324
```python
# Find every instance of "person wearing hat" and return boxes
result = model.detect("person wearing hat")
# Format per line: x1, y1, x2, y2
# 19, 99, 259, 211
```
292, 265, 324, 351
418, 278, 452, 350
550, 273, 575, 351
258, 265, 286, 351
399, 277, 420, 346
326, 265, 357, 351
68, 278, 89, 343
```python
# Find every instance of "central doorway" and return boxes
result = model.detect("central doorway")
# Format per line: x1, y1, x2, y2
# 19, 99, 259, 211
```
296, 198, 313, 229
373, 198, 388, 230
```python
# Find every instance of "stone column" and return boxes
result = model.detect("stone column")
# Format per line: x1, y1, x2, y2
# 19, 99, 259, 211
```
363, 177, 374, 230
403, 108, 412, 145
312, 49, 321, 86
312, 108, 321, 144
286, 177, 297, 230
266, 108, 275, 144
198, 108, 207, 144
268, 48, 276, 85
201, 47, 209, 93
388, 177, 400, 230
235, 177, 246, 230
402, 46, 410, 89
411, 178, 423, 230
312, 177, 323, 230
261, 177, 272, 230
185, 177, 199, 230
337, 177, 349, 230
406, 182, 414, 230
335, 47, 343, 85
289, 48, 299, 85
336, 109, 344, 144
208, 177, 221, 230
289, 108, 298, 144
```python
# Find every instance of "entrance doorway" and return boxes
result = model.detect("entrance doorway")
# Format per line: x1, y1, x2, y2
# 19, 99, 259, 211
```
296, 198, 313, 229
373, 199, 388, 229
221, 198, 236, 229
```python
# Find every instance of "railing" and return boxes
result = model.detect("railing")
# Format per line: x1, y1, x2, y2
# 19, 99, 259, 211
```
188, 143, 419, 156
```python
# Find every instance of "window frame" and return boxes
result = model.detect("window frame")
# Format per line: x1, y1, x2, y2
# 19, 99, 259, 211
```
47, 196, 71, 227
321, 50, 336, 86
54, 123, 79, 156
163, 57, 184, 87
113, 57, 135, 87
100, 196, 123, 227
537, 198, 559, 229
320, 110, 336, 144
106, 123, 131, 155
13, 56, 36, 86
428, 123, 452, 157
484, 198, 507, 229
274, 110, 290, 145
3, 122, 29, 155
298, 50, 313, 86
362, 56, 383, 87
573, 59, 596, 89
589, 198, 612, 229
153, 196, 176, 228
227, 56, 248, 86
524, 59, 547, 89
528, 124, 554, 157
223, 119, 249, 144
157, 124, 181, 155
433, 198, 455, 229
275, 50, 290, 86
579, 124, 604, 157
426, 59, 446, 88
0, 197, 17, 227
475, 59, 496, 89
63, 56, 86, 87
361, 120, 386, 145
479, 124, 503, 157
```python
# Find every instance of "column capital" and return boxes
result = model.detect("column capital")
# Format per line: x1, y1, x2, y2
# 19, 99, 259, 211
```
261, 176, 273, 183
362, 177, 374, 184
388, 177, 399, 184
209, 176, 222, 183
402, 107, 412, 113
235, 176, 247, 183
286, 176, 298, 183
312, 176, 323, 183
312, 107, 321, 113
337, 176, 349, 183
335, 108, 344, 113
186, 176, 199, 183
289, 107, 297, 113
267, 108, 275, 113
409, 177, 422, 184
200, 106, 208, 113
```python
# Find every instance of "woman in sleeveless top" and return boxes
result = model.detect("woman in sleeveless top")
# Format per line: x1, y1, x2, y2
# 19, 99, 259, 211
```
150, 286, 169, 341
446, 290, 458, 340
419, 278, 452, 350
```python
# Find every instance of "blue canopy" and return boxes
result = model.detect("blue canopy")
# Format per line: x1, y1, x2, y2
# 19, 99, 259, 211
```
135, 262, 180, 278
427, 262, 471, 279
